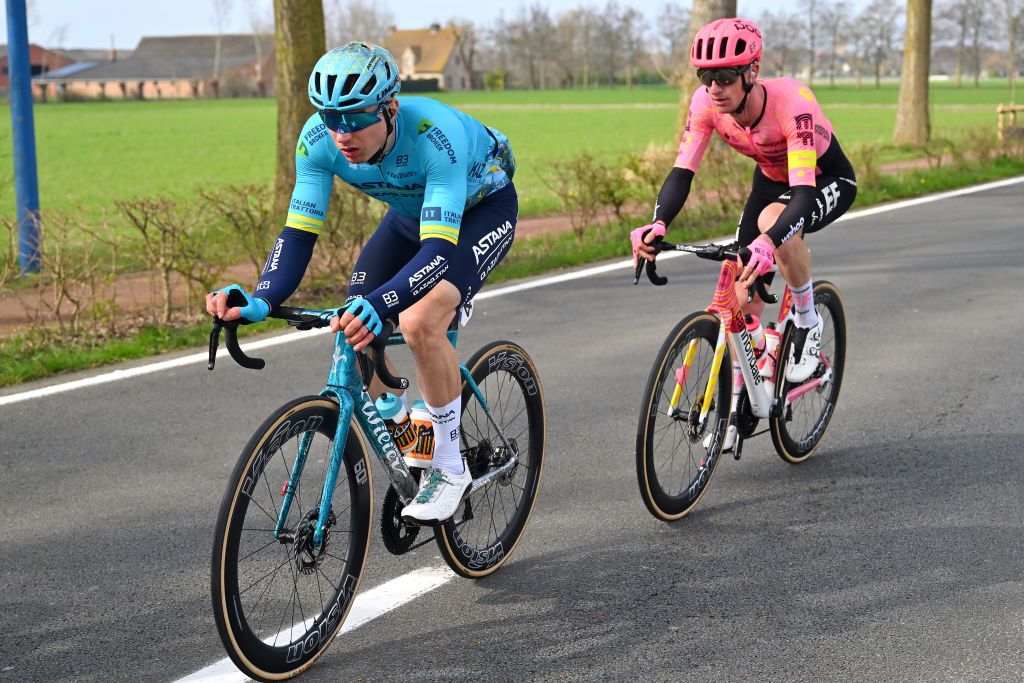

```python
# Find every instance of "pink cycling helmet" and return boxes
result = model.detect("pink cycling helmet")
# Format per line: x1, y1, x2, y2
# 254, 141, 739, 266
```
690, 18, 763, 69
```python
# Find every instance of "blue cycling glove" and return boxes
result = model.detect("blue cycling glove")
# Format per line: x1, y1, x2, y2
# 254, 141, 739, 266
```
212, 284, 270, 323
340, 297, 383, 337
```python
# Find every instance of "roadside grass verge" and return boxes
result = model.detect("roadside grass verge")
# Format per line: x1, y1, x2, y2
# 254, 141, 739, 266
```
2, 81, 1019, 222
3, 157, 1022, 389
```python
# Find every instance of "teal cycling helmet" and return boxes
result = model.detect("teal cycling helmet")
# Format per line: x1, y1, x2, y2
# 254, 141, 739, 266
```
308, 42, 401, 111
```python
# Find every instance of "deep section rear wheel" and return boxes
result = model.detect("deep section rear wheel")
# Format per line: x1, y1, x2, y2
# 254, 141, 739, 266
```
636, 311, 731, 521
435, 341, 546, 578
771, 280, 847, 463
212, 396, 372, 681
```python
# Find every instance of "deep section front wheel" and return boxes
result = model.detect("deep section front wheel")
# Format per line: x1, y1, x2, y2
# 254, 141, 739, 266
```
435, 341, 546, 578
211, 396, 372, 681
636, 311, 731, 521
771, 280, 847, 463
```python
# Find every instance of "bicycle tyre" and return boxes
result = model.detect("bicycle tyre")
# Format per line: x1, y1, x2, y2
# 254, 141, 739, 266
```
211, 396, 372, 681
771, 280, 847, 464
435, 341, 546, 578
636, 311, 731, 521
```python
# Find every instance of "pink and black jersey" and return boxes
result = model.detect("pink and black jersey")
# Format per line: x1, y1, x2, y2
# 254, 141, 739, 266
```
675, 78, 835, 187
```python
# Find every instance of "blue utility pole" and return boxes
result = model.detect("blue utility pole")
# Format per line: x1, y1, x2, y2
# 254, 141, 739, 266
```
6, 0, 41, 274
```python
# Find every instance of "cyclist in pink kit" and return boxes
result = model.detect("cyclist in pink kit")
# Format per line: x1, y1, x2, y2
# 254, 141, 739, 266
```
632, 18, 857, 383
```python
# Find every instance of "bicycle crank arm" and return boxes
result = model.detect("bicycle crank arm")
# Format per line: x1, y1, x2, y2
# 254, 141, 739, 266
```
469, 454, 520, 495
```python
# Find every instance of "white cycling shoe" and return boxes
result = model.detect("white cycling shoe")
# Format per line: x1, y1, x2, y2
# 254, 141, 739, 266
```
401, 465, 472, 524
785, 319, 823, 383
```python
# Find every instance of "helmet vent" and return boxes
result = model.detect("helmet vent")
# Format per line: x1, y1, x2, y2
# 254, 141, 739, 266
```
361, 74, 378, 95
326, 74, 338, 99
314, 73, 321, 93
735, 39, 747, 56
337, 97, 362, 108
718, 38, 729, 60
341, 73, 359, 97
384, 62, 392, 79
706, 37, 715, 61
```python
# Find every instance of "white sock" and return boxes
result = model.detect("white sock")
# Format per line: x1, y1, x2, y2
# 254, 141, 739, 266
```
791, 278, 820, 328
426, 396, 463, 475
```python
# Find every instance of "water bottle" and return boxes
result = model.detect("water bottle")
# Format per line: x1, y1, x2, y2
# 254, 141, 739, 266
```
758, 323, 781, 396
744, 314, 766, 357
375, 393, 416, 453
406, 399, 434, 468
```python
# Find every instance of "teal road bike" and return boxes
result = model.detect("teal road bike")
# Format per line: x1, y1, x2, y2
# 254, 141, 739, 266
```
207, 295, 545, 681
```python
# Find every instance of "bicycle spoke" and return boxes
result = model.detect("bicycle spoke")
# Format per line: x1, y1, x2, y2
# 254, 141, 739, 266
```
237, 536, 282, 564
239, 554, 294, 597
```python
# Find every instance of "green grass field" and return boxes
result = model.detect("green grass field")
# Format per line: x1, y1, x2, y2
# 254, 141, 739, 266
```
1, 80, 1019, 220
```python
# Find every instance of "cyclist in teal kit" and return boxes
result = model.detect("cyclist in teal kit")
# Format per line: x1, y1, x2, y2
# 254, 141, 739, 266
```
206, 42, 517, 524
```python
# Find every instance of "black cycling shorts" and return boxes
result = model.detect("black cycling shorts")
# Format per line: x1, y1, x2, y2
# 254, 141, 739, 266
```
736, 136, 857, 247
347, 183, 517, 307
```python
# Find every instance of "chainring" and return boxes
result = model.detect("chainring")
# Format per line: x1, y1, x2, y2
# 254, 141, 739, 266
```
734, 391, 760, 438
380, 485, 421, 555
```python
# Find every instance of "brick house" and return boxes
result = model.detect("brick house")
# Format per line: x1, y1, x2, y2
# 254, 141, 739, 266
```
31, 34, 275, 101
382, 24, 474, 91
0, 43, 75, 89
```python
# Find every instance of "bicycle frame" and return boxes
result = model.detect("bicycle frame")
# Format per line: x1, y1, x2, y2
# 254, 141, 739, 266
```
271, 309, 519, 548
668, 258, 835, 432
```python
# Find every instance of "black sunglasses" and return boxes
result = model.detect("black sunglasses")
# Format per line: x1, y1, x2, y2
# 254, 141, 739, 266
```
697, 63, 753, 88
318, 103, 387, 134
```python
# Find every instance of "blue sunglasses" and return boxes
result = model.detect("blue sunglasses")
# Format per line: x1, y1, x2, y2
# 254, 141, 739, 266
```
318, 104, 386, 134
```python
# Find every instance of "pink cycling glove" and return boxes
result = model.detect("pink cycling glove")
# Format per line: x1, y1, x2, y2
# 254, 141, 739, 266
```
630, 223, 666, 261
741, 238, 775, 278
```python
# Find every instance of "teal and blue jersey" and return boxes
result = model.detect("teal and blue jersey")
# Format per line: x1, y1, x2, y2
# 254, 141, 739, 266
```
286, 96, 515, 244
254, 96, 516, 314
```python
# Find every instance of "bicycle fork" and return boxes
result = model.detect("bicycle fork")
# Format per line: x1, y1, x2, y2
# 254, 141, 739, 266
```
666, 322, 776, 444
273, 392, 365, 549
667, 326, 728, 430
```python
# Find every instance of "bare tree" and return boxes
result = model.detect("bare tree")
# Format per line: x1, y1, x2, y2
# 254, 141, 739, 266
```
677, 0, 737, 131
528, 4, 557, 89
248, 1, 273, 96
801, 0, 820, 84
273, 0, 325, 218
595, 1, 626, 87
893, 0, 932, 144
965, 3, 989, 86
448, 21, 480, 89
557, 7, 601, 88
324, 0, 394, 47
860, 0, 902, 87
999, 0, 1024, 101
497, 4, 557, 89
758, 9, 801, 78
212, 0, 234, 97
650, 2, 690, 86
819, 0, 848, 86
936, 0, 970, 87
620, 7, 648, 88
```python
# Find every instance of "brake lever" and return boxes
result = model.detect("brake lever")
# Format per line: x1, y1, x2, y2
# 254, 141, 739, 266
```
207, 316, 266, 371
633, 237, 669, 286
736, 247, 780, 305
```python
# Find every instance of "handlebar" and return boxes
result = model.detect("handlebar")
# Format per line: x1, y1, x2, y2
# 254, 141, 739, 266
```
207, 300, 409, 391
633, 238, 778, 304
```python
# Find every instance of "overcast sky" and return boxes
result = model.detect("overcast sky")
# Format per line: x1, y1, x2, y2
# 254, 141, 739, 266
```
7, 0, 811, 50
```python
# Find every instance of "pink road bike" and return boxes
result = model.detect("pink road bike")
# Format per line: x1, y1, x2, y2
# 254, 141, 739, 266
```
634, 240, 847, 522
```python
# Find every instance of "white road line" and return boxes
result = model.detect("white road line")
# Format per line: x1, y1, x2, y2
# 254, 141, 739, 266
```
176, 565, 455, 682
2, 172, 1022, 408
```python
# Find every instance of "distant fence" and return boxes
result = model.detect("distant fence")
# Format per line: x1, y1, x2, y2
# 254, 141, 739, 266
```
997, 104, 1024, 140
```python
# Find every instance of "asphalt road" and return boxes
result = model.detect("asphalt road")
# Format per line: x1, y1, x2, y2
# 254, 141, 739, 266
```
2, 181, 1023, 682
